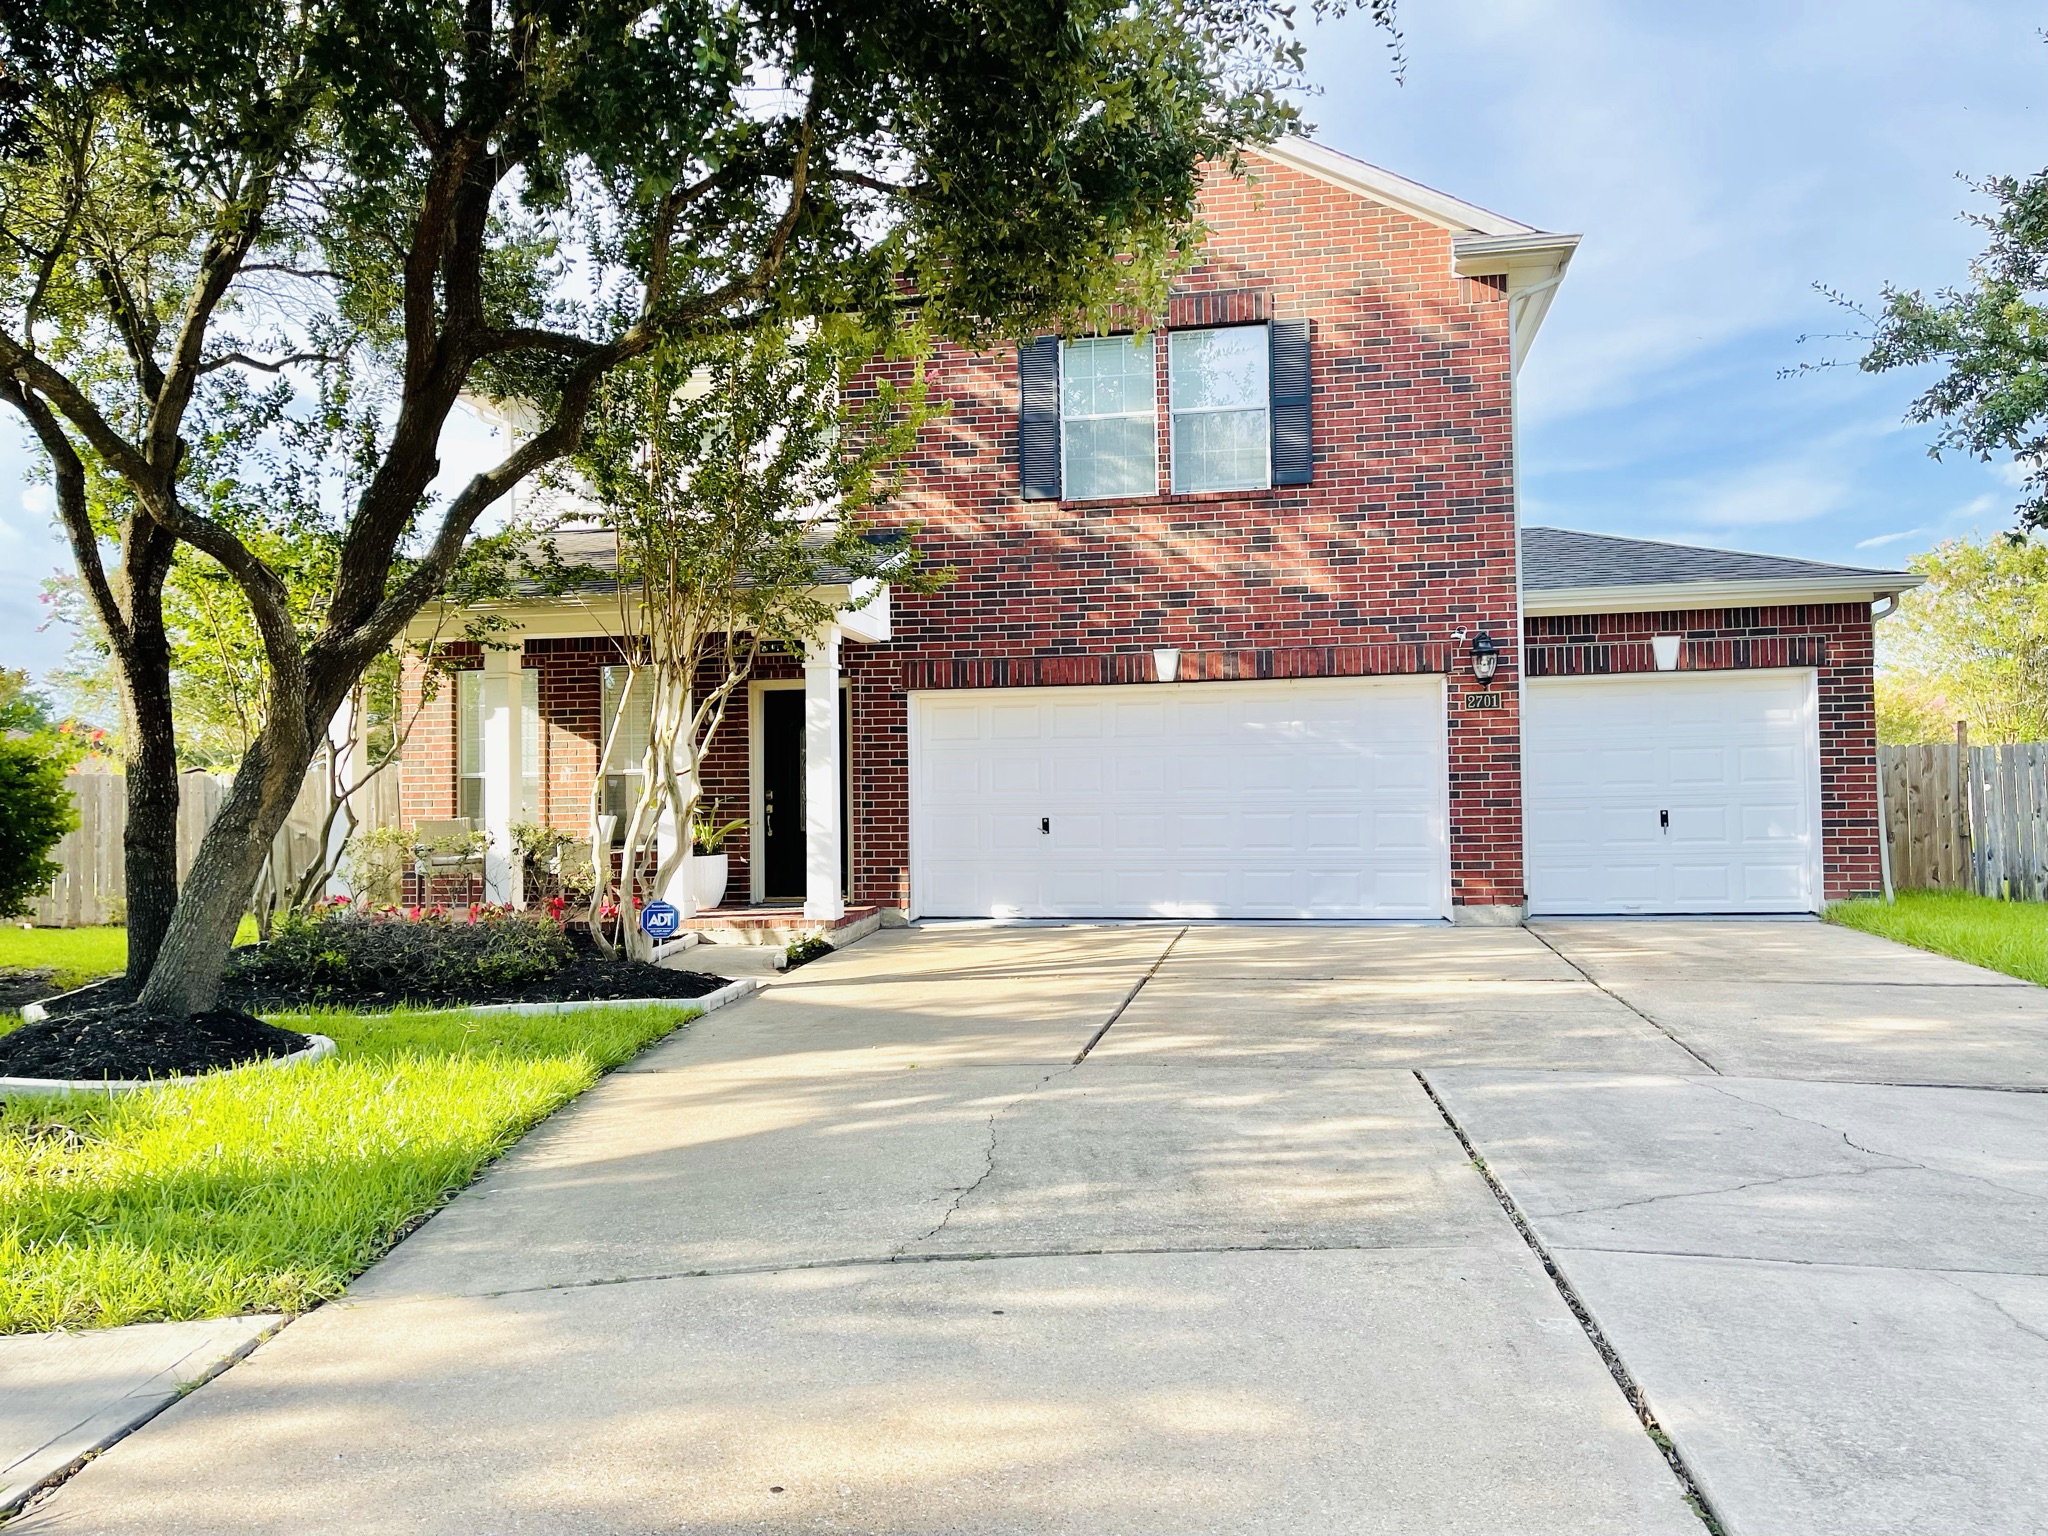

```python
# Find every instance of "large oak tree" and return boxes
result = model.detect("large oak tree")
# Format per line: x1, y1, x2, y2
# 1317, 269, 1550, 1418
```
0, 0, 1386, 1017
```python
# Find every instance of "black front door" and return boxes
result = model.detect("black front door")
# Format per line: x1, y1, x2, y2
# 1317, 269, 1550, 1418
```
759, 688, 850, 902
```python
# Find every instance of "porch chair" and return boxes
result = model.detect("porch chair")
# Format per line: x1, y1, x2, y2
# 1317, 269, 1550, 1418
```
411, 817, 485, 905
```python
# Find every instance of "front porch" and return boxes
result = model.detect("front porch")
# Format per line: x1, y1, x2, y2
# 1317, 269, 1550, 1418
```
680, 902, 886, 948
399, 579, 893, 932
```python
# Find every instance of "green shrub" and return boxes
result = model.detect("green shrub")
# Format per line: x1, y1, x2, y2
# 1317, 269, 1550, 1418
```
0, 739, 76, 918
227, 907, 571, 1003
343, 825, 413, 907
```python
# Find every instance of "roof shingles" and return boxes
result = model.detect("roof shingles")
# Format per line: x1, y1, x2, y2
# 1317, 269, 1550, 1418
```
1521, 525, 1908, 593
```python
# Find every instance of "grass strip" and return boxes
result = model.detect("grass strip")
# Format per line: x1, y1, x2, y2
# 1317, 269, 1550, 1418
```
1826, 890, 2048, 986
0, 1002, 692, 1332
1, 920, 262, 996
0, 927, 130, 993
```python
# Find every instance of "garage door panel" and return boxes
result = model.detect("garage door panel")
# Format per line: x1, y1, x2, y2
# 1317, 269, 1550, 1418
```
1527, 672, 1818, 916
1668, 748, 1728, 787
912, 678, 1447, 919
1115, 756, 1165, 793
989, 814, 1042, 851
927, 704, 982, 740
990, 758, 1039, 794
1051, 758, 1102, 793
1740, 745, 1798, 782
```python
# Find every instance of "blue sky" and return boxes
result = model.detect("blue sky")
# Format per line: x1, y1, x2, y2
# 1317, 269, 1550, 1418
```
3, 0, 2045, 681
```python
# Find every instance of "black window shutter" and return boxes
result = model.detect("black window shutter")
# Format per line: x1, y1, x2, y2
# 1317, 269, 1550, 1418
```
1269, 319, 1312, 486
1017, 336, 1061, 500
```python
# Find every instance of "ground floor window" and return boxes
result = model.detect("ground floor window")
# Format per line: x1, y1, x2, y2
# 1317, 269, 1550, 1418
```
456, 667, 540, 822
600, 664, 655, 835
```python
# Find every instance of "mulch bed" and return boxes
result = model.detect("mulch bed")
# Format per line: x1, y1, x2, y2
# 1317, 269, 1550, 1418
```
216, 955, 729, 1013
0, 1005, 310, 1080
0, 968, 61, 1013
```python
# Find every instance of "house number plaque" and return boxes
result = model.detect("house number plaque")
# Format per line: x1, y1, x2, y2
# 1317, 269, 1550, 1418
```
1462, 691, 1503, 711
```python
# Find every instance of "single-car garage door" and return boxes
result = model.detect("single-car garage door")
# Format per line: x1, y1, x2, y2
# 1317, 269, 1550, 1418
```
1524, 669, 1822, 916
910, 677, 1448, 920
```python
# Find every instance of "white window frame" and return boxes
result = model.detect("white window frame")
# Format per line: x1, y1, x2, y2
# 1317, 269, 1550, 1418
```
1058, 333, 1157, 502
457, 669, 483, 822
457, 667, 540, 823
1168, 323, 1272, 494
600, 664, 655, 838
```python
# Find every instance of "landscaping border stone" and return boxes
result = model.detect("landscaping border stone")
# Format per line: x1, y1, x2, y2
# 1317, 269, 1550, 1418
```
0, 1034, 337, 1101
459, 975, 757, 1018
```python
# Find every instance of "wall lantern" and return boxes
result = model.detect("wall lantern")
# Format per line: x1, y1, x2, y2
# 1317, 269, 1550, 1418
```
1152, 648, 1181, 683
1469, 632, 1500, 684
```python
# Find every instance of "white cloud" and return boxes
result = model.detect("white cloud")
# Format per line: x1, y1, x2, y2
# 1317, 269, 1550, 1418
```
20, 484, 51, 515
1856, 527, 1926, 549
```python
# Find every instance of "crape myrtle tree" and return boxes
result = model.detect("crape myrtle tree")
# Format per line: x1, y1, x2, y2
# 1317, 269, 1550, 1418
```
560, 321, 940, 961
0, 0, 1391, 1022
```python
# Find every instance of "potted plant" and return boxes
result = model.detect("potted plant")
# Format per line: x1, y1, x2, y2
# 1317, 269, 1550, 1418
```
687, 803, 747, 912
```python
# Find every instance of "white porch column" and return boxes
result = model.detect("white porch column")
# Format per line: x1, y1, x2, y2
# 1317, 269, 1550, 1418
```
480, 644, 525, 904
804, 624, 844, 921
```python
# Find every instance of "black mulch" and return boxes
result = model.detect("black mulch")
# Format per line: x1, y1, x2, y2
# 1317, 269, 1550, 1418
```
216, 955, 728, 1013
0, 1004, 310, 1080
0, 967, 60, 1013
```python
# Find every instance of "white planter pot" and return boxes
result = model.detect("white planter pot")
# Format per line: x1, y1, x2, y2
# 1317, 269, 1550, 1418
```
687, 853, 730, 912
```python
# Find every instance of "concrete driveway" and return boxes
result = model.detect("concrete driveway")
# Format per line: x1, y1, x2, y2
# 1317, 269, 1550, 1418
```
16, 919, 2045, 1535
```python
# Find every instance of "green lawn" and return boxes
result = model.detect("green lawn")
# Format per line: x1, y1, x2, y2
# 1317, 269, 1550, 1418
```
0, 919, 262, 994
0, 926, 129, 991
1827, 890, 2048, 986
0, 1002, 695, 1332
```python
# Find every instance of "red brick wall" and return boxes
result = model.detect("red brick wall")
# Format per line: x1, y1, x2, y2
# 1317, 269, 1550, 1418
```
853, 151, 1524, 909
401, 151, 1527, 913
398, 646, 476, 826
1524, 604, 1882, 901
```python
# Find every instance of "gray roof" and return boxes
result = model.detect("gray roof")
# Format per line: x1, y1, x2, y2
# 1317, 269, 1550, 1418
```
1521, 526, 1909, 592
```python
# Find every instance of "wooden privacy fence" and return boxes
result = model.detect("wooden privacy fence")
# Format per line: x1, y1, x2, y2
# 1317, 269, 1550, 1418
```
30, 763, 402, 928
1880, 743, 2048, 900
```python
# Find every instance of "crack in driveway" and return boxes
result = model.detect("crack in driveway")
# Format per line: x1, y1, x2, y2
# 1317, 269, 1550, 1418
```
911, 926, 1187, 1247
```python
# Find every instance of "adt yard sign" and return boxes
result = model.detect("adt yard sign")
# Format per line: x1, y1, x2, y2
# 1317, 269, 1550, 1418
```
641, 900, 681, 940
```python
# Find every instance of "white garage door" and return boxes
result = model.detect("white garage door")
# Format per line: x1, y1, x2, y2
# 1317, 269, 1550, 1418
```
1525, 670, 1822, 916
910, 677, 1448, 920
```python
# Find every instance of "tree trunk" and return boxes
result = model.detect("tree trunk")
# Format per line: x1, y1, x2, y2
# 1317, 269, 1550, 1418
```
134, 726, 315, 1015
120, 621, 182, 991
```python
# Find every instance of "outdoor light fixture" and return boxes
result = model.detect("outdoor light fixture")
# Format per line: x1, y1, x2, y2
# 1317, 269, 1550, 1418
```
1152, 647, 1181, 682
1469, 632, 1500, 684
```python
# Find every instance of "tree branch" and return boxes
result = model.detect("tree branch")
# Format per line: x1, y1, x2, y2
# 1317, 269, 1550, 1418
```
197, 349, 346, 376
0, 334, 153, 486
0, 376, 130, 653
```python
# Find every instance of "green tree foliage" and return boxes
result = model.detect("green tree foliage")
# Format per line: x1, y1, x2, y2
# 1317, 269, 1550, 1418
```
0, 667, 52, 733
0, 0, 1386, 1015
0, 735, 77, 917
1863, 172, 2048, 532
1877, 534, 2048, 743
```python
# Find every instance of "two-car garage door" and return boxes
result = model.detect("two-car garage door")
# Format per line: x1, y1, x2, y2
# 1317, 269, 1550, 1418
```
1523, 670, 1823, 916
910, 677, 1448, 920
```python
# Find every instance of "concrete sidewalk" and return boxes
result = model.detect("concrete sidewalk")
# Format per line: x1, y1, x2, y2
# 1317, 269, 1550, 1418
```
16, 924, 1700, 1535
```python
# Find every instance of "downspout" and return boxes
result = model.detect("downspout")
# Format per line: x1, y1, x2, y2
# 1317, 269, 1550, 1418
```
1872, 592, 1901, 902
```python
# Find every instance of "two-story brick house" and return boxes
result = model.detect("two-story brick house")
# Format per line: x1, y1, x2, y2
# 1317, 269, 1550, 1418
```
400, 137, 1917, 931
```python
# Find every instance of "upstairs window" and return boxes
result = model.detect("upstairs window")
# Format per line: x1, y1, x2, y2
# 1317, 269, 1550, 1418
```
1169, 325, 1270, 493
1059, 335, 1156, 501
